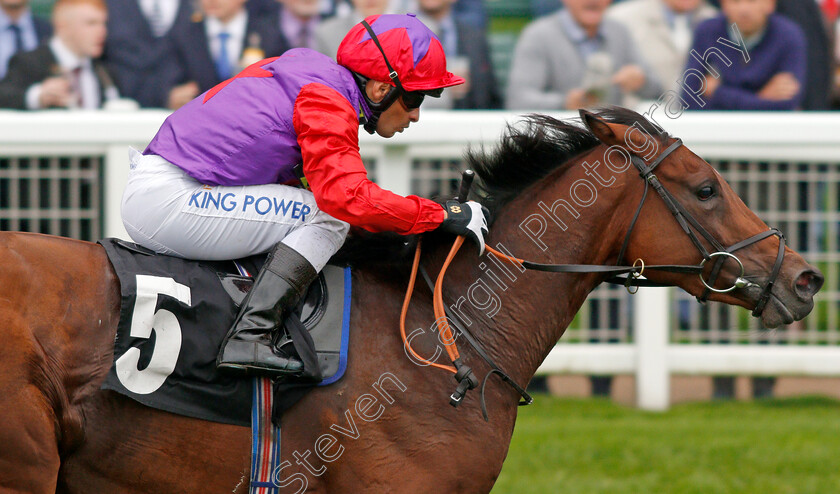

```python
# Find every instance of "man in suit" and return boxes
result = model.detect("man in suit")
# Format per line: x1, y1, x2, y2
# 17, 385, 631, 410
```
506, 0, 662, 110
416, 0, 501, 109
0, 0, 52, 79
0, 0, 119, 109
171, 0, 287, 94
607, 0, 717, 93
103, 0, 195, 109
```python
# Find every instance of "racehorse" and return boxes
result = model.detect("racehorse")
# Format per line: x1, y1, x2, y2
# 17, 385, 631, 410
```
0, 108, 823, 493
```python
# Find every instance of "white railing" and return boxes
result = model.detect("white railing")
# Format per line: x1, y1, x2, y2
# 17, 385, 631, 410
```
3, 109, 840, 410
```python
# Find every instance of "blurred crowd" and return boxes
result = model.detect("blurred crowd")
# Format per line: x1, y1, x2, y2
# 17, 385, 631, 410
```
0, 0, 837, 111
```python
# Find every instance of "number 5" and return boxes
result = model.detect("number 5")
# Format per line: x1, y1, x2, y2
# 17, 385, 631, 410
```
115, 275, 191, 395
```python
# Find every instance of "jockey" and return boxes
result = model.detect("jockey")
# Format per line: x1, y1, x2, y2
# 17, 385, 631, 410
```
120, 14, 489, 378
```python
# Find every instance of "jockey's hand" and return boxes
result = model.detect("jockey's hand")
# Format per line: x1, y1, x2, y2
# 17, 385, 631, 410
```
438, 200, 490, 254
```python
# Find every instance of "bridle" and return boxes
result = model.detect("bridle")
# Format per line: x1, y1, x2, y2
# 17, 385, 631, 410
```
487, 138, 786, 317
615, 137, 786, 316
405, 136, 787, 420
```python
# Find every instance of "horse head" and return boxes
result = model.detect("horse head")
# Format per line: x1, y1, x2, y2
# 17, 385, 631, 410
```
579, 109, 823, 328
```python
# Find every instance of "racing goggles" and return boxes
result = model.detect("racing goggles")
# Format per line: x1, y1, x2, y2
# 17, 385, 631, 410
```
399, 88, 443, 110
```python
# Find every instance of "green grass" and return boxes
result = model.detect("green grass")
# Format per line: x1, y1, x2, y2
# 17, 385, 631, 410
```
493, 396, 840, 494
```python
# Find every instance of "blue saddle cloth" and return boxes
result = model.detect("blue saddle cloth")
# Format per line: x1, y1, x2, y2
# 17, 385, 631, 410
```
98, 238, 351, 427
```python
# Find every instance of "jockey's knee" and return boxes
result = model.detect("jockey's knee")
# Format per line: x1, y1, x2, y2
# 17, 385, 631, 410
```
309, 210, 350, 248
333, 218, 351, 238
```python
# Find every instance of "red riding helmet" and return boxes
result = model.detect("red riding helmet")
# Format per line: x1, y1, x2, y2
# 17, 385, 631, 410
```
337, 14, 465, 92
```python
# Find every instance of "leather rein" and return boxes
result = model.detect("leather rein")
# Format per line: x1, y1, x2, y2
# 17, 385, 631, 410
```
399, 138, 786, 420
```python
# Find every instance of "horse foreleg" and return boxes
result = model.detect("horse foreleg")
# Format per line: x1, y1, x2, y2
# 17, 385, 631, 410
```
0, 317, 60, 493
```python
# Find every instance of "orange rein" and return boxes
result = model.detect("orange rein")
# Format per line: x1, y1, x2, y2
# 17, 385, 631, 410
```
399, 239, 524, 375
399, 238, 457, 373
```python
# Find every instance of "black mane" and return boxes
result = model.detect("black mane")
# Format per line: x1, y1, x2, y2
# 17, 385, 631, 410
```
467, 107, 668, 214
335, 107, 668, 265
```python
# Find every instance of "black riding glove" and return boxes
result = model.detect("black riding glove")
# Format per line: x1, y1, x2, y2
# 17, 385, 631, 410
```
437, 200, 490, 254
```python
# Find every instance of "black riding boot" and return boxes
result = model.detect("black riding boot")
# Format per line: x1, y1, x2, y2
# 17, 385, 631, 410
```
216, 242, 318, 377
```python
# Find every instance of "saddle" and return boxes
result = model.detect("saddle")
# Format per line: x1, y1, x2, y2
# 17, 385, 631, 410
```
98, 238, 352, 426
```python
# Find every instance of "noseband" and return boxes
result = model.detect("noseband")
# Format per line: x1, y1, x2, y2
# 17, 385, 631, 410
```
618, 138, 786, 317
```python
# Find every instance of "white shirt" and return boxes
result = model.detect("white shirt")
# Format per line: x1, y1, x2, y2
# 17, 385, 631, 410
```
138, 0, 180, 37
205, 10, 248, 74
26, 37, 101, 110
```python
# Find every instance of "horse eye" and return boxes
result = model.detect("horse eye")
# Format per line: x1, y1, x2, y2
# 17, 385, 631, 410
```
697, 185, 716, 201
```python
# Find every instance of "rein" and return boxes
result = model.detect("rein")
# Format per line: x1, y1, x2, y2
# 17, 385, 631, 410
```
399, 137, 787, 421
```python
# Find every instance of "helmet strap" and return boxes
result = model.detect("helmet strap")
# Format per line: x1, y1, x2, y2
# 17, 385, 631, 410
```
352, 71, 401, 135
361, 20, 406, 93
354, 20, 407, 135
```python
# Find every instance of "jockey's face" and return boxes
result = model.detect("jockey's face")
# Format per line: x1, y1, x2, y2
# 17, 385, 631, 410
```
375, 96, 420, 138
365, 80, 421, 138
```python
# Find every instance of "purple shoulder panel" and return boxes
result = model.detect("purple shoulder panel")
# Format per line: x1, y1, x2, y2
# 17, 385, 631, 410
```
146, 50, 363, 186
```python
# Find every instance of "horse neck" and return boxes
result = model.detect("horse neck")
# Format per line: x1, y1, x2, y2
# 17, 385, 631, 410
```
441, 148, 632, 385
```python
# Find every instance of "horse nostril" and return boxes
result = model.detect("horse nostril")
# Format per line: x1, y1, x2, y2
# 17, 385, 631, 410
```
794, 269, 824, 299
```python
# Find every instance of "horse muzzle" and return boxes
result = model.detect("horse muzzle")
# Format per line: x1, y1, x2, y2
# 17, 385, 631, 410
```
747, 265, 824, 328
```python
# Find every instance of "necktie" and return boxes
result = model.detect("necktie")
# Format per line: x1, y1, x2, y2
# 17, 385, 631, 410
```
9, 24, 23, 55
216, 31, 232, 80
148, 0, 166, 37
71, 66, 84, 108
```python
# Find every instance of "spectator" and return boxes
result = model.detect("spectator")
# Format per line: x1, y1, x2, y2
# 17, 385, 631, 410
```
682, 0, 806, 110
0, 0, 52, 79
506, 0, 662, 110
416, 0, 500, 109
103, 0, 194, 109
273, 0, 322, 50
315, 0, 390, 59
170, 0, 287, 95
708, 0, 832, 109
607, 0, 717, 93
0, 0, 119, 109
775, 0, 832, 110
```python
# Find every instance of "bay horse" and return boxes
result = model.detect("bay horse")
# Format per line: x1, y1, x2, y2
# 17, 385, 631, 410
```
0, 109, 823, 493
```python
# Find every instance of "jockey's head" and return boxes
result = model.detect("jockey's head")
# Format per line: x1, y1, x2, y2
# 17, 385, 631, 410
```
337, 14, 465, 135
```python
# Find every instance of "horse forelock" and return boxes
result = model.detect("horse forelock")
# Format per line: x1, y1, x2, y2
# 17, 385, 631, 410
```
467, 107, 671, 216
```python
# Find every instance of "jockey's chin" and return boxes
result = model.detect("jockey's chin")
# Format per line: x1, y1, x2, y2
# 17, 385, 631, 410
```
375, 103, 420, 138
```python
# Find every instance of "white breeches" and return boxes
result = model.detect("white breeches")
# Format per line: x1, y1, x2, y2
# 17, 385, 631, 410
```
121, 149, 350, 271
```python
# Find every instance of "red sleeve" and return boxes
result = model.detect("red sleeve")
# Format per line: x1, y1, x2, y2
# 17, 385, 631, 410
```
293, 83, 445, 235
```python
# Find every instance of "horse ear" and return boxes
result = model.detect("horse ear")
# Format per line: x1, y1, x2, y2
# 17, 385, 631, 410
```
579, 109, 621, 146
580, 110, 659, 159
